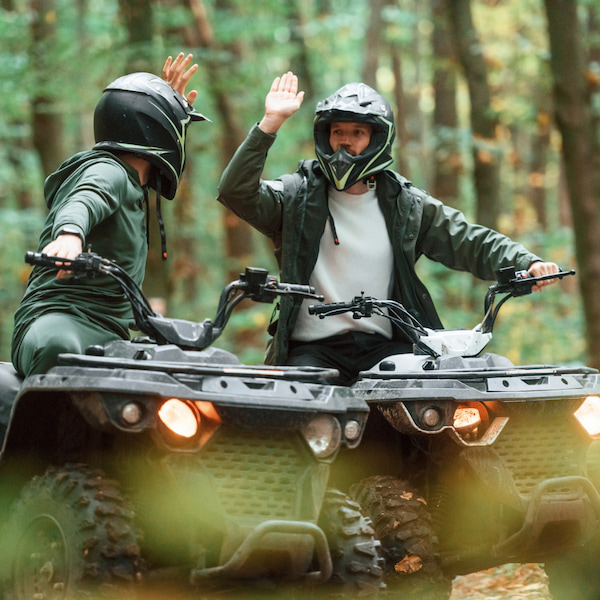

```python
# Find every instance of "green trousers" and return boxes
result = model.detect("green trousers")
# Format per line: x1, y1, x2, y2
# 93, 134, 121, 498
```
12, 312, 122, 377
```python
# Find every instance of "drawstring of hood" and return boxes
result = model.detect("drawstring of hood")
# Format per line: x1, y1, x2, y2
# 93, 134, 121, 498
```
327, 177, 377, 246
327, 208, 340, 246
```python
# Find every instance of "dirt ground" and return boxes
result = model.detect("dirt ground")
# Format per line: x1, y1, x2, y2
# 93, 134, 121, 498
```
450, 563, 551, 600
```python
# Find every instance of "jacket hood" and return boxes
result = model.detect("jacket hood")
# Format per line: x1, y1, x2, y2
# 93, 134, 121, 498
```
44, 150, 138, 209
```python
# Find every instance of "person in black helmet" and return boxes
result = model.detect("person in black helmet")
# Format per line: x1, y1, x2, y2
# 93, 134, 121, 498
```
11, 53, 208, 377
217, 72, 559, 385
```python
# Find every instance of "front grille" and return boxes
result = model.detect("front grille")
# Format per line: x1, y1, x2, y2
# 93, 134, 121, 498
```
492, 416, 585, 498
199, 429, 310, 520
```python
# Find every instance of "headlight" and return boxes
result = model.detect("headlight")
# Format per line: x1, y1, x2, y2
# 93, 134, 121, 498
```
344, 419, 362, 442
121, 402, 143, 425
453, 403, 486, 438
158, 399, 198, 438
302, 415, 342, 458
575, 396, 600, 438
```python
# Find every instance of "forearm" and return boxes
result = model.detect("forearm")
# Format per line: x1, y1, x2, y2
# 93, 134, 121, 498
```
420, 196, 542, 279
217, 124, 284, 236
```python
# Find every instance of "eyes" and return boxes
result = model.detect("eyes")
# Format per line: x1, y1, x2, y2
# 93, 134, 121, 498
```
330, 126, 371, 139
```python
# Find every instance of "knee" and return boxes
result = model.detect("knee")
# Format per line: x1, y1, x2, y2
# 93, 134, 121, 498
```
17, 318, 85, 377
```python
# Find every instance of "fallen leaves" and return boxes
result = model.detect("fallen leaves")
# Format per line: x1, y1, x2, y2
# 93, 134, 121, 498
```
394, 553, 423, 574
450, 563, 551, 600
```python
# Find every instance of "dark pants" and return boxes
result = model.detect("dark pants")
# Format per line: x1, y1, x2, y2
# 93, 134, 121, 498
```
287, 331, 413, 385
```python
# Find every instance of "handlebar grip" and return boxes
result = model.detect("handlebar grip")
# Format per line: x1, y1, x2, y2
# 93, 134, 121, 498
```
308, 301, 355, 315
25, 251, 66, 268
277, 282, 318, 296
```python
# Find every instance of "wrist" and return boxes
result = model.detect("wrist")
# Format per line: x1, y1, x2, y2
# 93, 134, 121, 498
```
56, 226, 85, 244
258, 114, 286, 134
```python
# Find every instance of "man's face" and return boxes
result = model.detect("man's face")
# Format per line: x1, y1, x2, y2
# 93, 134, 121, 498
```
329, 122, 372, 156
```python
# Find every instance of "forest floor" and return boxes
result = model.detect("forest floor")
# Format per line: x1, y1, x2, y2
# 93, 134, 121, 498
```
138, 563, 553, 599
450, 563, 551, 600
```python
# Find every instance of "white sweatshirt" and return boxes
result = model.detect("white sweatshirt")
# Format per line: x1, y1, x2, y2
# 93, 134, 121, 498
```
291, 187, 394, 341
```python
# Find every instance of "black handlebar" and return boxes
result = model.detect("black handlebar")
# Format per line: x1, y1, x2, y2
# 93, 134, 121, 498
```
25, 251, 323, 350
491, 266, 575, 297
306, 267, 576, 346
308, 298, 370, 318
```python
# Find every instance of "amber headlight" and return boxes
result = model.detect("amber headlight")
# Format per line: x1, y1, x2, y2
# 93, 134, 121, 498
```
302, 415, 342, 458
575, 396, 600, 438
158, 399, 198, 438
453, 403, 487, 438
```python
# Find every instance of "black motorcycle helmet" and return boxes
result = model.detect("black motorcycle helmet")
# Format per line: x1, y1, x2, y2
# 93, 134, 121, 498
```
314, 82, 395, 191
93, 72, 209, 200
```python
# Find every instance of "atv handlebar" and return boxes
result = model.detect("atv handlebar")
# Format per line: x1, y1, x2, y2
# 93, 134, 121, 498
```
491, 266, 575, 297
308, 297, 374, 318
307, 267, 576, 355
25, 251, 323, 350
482, 266, 575, 333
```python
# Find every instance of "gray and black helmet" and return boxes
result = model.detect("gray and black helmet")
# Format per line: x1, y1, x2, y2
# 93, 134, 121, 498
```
314, 82, 395, 191
93, 72, 209, 200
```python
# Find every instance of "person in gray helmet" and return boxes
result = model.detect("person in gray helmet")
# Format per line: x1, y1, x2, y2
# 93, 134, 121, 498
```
12, 54, 209, 377
217, 72, 559, 385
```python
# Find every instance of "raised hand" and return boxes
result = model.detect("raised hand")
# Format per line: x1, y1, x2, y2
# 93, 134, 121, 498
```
258, 72, 305, 134
163, 52, 198, 106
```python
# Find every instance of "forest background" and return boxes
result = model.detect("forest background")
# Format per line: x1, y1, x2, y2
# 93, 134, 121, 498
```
0, 0, 599, 369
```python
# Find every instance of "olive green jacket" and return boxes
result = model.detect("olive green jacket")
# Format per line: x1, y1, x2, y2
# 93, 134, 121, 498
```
12, 150, 148, 367
217, 124, 541, 365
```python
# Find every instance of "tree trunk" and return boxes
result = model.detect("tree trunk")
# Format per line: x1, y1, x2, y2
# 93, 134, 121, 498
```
30, 0, 66, 177
118, 0, 155, 72
544, 0, 600, 369
390, 45, 410, 177
431, 0, 460, 205
528, 108, 550, 230
362, 0, 386, 88
448, 0, 501, 229
180, 0, 252, 284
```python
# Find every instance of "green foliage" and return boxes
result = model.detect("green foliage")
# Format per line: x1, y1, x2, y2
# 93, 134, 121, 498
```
0, 208, 45, 360
0, 0, 592, 372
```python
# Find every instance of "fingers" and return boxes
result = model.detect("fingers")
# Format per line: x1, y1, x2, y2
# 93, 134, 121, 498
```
163, 52, 199, 105
528, 261, 560, 292
42, 234, 83, 279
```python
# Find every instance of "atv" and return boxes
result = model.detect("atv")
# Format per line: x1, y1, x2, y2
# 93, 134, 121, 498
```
0, 251, 384, 599
308, 267, 600, 600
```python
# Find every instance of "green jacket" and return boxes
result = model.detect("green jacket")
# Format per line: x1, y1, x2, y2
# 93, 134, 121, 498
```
12, 150, 148, 364
217, 124, 541, 365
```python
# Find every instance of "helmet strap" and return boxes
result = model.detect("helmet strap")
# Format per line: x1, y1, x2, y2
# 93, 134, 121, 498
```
155, 179, 168, 261
143, 187, 150, 250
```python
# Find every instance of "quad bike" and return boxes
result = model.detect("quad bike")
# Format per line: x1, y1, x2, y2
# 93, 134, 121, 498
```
309, 267, 600, 600
0, 251, 385, 599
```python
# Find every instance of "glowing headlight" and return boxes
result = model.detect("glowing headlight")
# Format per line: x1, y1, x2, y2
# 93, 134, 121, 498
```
575, 396, 600, 438
453, 405, 482, 434
158, 399, 198, 438
302, 415, 342, 458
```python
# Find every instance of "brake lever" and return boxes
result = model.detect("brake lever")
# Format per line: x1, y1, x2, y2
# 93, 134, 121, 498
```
492, 266, 575, 297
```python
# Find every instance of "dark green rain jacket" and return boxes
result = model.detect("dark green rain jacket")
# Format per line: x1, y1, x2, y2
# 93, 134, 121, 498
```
217, 124, 542, 365
11, 150, 148, 365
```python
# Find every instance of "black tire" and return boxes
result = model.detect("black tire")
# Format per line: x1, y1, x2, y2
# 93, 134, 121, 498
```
350, 475, 451, 600
318, 489, 385, 597
3, 463, 143, 599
